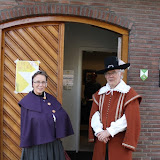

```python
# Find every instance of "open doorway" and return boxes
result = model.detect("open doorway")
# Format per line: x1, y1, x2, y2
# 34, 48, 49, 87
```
62, 22, 126, 153
79, 51, 117, 151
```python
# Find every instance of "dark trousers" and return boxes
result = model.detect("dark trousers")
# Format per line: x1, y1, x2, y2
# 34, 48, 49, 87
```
105, 143, 108, 160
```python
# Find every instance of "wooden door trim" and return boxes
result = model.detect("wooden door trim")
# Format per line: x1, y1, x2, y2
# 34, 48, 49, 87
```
0, 16, 129, 34
0, 28, 4, 160
58, 23, 65, 103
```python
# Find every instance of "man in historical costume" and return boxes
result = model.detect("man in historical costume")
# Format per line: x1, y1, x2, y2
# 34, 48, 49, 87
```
88, 56, 142, 160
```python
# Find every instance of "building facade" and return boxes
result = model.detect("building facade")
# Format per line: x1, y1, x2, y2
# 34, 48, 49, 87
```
0, 0, 160, 160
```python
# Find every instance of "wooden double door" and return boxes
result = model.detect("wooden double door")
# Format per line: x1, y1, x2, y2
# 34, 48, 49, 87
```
0, 22, 65, 160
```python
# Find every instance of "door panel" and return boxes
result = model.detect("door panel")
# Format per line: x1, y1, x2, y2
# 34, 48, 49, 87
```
1, 22, 64, 159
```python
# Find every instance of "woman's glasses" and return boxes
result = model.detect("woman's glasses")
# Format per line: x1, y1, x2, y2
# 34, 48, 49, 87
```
33, 81, 47, 85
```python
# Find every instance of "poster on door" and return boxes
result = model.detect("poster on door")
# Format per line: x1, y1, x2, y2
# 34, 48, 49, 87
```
14, 60, 40, 93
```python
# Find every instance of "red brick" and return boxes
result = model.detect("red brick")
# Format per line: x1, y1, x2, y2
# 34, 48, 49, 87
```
5, 10, 10, 19
85, 7, 89, 17
34, 5, 39, 14
80, 7, 85, 16
18, 2, 35, 6
89, 2, 106, 6
92, 9, 98, 18
0, 5, 14, 10
0, 11, 6, 20
109, 12, 115, 23
70, 1, 88, 5
60, 0, 69, 4
0, 2, 17, 6
51, 4, 56, 13
97, 10, 102, 19
105, 11, 110, 21
56, 5, 61, 14
26, 7, 30, 15
68, 6, 73, 14
38, 5, 43, 14
43, 0, 58, 2
9, 9, 14, 18
30, 6, 34, 15
88, 9, 93, 17
76, 6, 80, 15
101, 11, 106, 20
11, 8, 16, 17
72, 6, 76, 15
63, 5, 68, 14
42, 5, 47, 14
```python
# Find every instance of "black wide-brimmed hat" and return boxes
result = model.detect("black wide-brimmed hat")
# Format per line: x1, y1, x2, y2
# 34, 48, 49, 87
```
96, 56, 130, 74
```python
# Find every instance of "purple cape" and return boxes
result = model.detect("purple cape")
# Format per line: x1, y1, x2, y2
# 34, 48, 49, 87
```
18, 92, 74, 148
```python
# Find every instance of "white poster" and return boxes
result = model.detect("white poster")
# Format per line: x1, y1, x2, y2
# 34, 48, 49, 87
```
15, 60, 40, 93
63, 70, 74, 90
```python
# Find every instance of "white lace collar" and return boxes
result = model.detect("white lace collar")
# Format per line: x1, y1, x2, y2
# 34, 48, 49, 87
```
98, 80, 131, 95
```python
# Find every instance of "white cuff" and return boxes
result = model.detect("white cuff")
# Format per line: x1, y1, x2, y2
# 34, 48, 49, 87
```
91, 111, 103, 136
94, 128, 104, 137
106, 114, 127, 137
106, 127, 115, 137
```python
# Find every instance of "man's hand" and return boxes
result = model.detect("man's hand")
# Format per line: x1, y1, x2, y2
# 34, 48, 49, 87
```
97, 130, 111, 143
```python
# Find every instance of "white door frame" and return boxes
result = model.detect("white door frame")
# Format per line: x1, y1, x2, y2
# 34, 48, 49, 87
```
76, 47, 118, 152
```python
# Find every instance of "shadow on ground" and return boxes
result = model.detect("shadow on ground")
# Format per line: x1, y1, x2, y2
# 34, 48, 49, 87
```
67, 151, 93, 160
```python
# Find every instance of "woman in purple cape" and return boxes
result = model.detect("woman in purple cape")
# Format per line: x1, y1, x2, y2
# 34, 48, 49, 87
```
18, 70, 74, 160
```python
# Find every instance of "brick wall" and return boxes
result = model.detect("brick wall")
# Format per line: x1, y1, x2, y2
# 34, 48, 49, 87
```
0, 0, 160, 159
